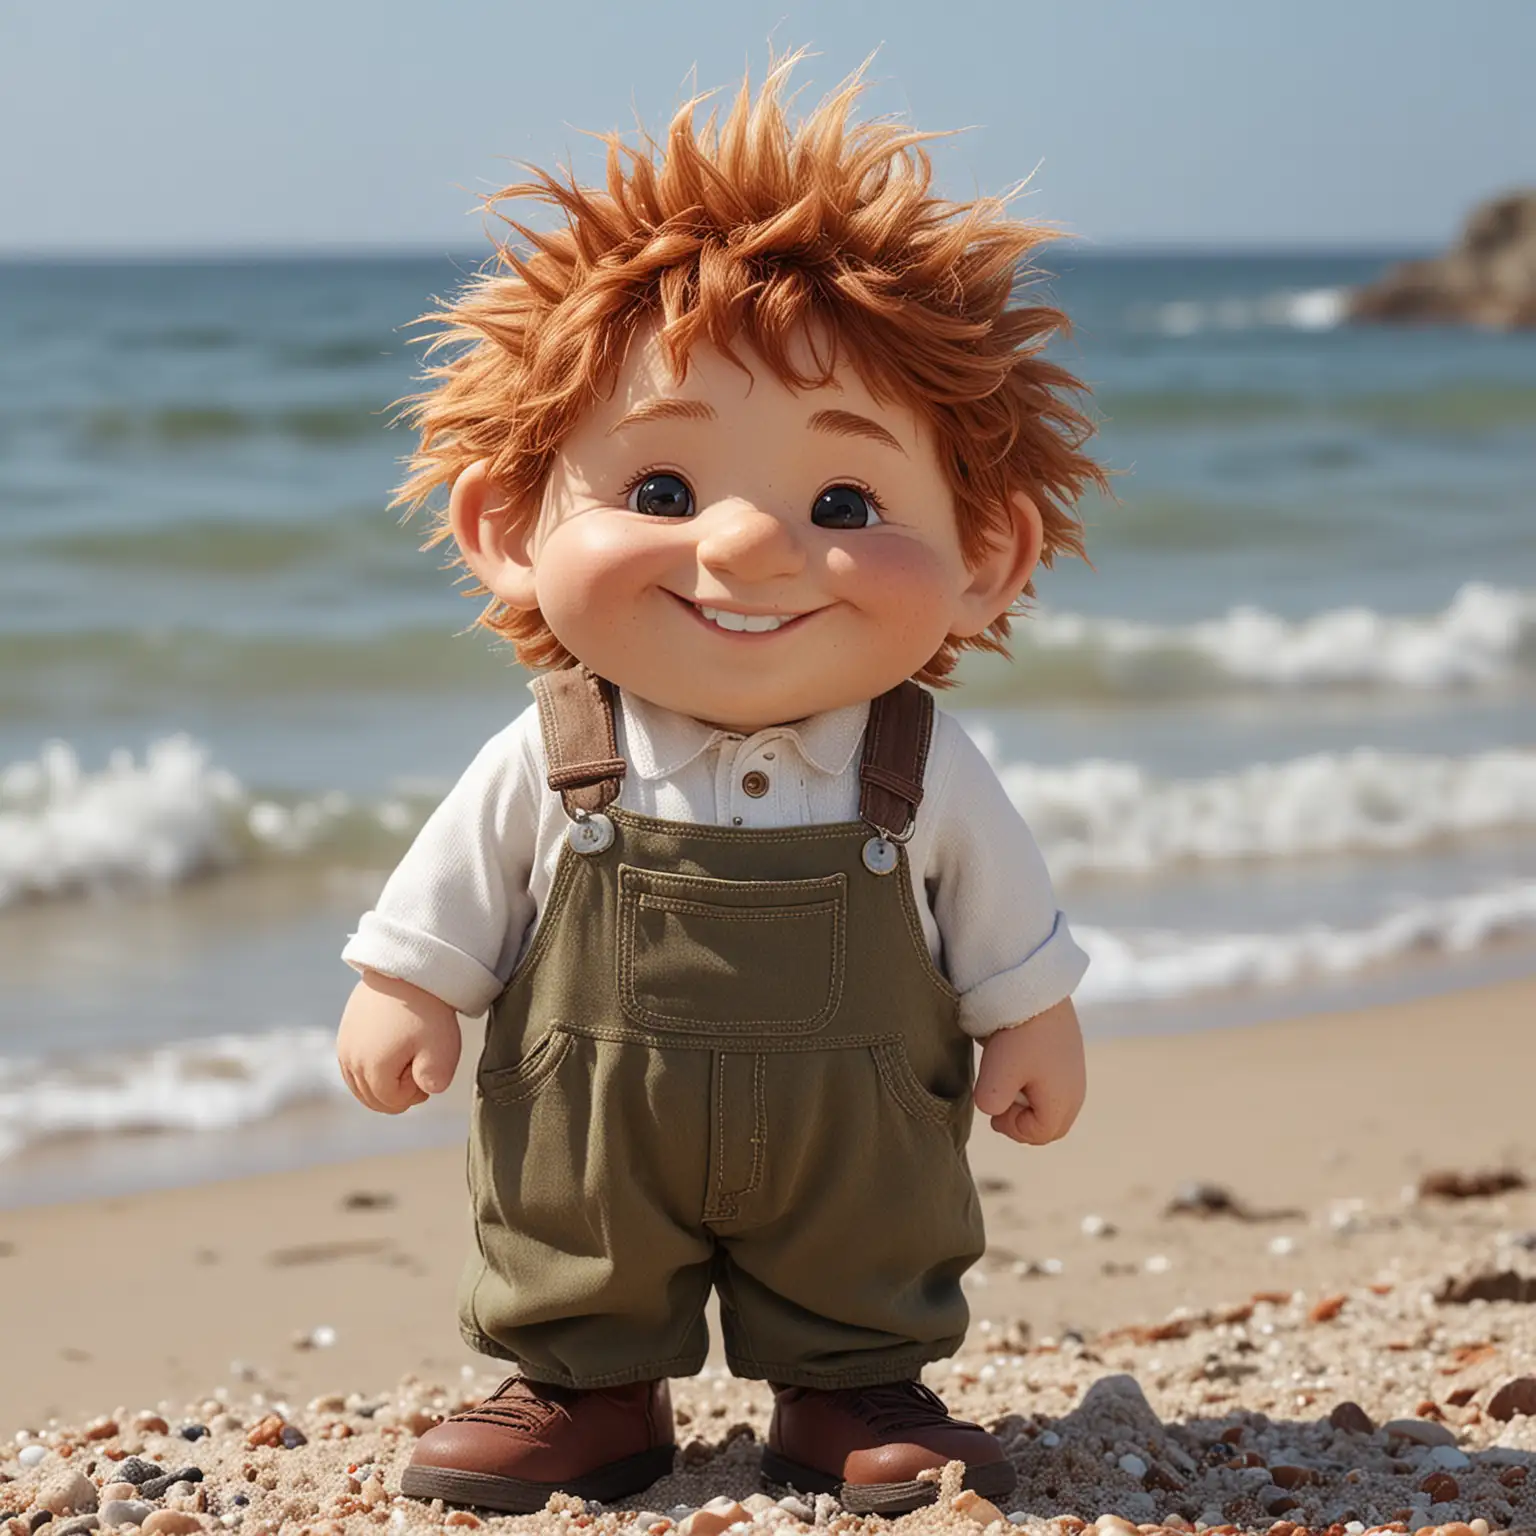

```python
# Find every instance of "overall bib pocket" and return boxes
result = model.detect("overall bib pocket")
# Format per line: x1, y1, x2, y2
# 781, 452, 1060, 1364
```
618, 865, 846, 1035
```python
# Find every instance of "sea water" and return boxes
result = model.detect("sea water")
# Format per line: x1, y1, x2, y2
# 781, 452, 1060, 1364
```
1, 250, 1532, 1202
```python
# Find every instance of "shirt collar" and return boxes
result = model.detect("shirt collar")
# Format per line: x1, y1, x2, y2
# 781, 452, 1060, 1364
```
618, 691, 871, 781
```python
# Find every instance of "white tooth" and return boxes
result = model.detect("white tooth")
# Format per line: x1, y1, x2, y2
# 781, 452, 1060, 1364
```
700, 606, 719, 621
715, 610, 750, 632
743, 614, 782, 633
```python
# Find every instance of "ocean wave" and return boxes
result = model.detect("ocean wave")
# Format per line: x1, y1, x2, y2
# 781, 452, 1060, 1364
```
0, 738, 243, 906
5, 732, 1536, 910
1100, 381, 1536, 432
1075, 881, 1536, 1004
0, 737, 430, 909
28, 509, 409, 577
3, 880, 1532, 1158
1021, 581, 1536, 692
0, 1028, 347, 1163
74, 400, 386, 449
2, 586, 1527, 710
1001, 744, 1536, 880
1130, 286, 1347, 337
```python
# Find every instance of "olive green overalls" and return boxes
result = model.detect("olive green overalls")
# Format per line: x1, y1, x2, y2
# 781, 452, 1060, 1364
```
458, 668, 986, 1391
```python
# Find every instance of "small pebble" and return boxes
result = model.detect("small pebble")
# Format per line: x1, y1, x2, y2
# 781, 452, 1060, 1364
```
1384, 1418, 1457, 1447
1118, 1453, 1149, 1478
952, 1490, 1005, 1525
1425, 1444, 1472, 1470
138, 1473, 201, 1502
18, 1448, 47, 1470
98, 1503, 153, 1531
140, 1514, 204, 1536
176, 1430, 207, 1445
1081, 1214, 1117, 1238
53, 1520, 98, 1536
41, 1473, 98, 1517
1330, 1402, 1376, 1435
114, 1464, 163, 1491
1039, 1430, 1062, 1448
1487, 1376, 1536, 1421
276, 1427, 306, 1451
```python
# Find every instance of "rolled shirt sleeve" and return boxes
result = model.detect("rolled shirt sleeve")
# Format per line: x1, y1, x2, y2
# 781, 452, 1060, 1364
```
924, 714, 1089, 1039
341, 708, 543, 1016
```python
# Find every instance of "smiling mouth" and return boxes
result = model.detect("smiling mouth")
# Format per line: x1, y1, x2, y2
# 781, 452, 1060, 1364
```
670, 593, 819, 635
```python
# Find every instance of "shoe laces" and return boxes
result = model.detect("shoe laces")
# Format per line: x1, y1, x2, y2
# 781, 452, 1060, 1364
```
461, 1376, 582, 1432
828, 1379, 968, 1436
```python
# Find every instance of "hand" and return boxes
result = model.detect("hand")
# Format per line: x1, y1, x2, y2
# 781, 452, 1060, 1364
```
973, 997, 1086, 1145
336, 970, 463, 1115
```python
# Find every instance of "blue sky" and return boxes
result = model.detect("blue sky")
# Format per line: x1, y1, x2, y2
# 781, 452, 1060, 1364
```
2, 0, 1532, 254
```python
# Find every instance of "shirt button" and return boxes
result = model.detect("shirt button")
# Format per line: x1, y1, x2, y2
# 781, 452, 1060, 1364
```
741, 770, 770, 798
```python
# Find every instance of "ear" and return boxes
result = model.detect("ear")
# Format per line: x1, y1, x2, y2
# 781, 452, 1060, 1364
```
449, 459, 542, 613
949, 492, 1044, 638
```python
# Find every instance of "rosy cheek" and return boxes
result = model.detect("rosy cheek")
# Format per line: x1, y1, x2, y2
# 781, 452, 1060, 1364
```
825, 537, 955, 628
536, 517, 664, 628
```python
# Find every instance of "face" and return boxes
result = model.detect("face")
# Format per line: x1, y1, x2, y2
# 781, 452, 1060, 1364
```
460, 326, 1036, 731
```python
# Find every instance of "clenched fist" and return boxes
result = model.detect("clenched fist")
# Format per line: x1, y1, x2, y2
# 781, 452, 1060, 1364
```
336, 969, 462, 1114
972, 996, 1087, 1145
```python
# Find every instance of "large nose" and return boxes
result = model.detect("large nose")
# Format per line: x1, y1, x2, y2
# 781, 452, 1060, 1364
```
694, 499, 805, 584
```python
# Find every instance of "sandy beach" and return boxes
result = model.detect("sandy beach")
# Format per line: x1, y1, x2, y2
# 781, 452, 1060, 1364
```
3, 975, 1535, 1536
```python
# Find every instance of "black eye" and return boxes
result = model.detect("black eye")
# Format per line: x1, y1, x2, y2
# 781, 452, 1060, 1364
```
628, 473, 694, 518
812, 484, 882, 530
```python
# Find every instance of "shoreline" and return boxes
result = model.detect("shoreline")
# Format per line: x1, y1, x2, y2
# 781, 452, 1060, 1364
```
5, 946, 1534, 1214
2, 974, 1533, 1439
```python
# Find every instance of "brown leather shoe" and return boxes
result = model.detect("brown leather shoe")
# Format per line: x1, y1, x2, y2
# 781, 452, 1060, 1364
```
762, 1379, 1015, 1514
400, 1376, 675, 1512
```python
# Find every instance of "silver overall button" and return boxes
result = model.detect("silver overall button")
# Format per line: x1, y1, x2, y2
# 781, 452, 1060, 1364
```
861, 835, 899, 875
566, 812, 615, 855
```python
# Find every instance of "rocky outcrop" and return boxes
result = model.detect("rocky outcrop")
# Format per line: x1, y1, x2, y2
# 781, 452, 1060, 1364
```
1348, 189, 1536, 328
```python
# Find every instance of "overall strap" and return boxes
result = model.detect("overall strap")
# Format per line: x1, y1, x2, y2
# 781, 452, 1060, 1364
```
530, 666, 626, 817
858, 681, 935, 837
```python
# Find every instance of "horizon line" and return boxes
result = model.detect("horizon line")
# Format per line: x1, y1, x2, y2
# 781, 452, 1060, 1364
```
0, 236, 1440, 265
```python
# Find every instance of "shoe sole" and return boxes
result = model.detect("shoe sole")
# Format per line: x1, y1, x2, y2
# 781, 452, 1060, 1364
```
760, 1447, 1016, 1515
400, 1445, 676, 1513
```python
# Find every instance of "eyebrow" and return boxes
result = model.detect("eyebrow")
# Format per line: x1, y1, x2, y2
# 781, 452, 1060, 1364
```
807, 409, 906, 455
607, 398, 717, 433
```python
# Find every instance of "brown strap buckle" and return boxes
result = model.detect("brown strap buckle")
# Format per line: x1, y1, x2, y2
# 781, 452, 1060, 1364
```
857, 681, 934, 843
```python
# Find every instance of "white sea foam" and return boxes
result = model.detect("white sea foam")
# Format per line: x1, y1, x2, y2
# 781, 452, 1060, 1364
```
1026, 581, 1535, 689
4, 882, 1532, 1156
6, 723, 1536, 912
999, 745, 1536, 881
1074, 881, 1536, 1004
0, 738, 427, 908
1134, 286, 1347, 336
0, 1028, 348, 1162
0, 736, 243, 908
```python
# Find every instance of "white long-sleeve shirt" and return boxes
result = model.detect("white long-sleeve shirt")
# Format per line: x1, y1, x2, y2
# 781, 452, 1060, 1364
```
343, 688, 1087, 1039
